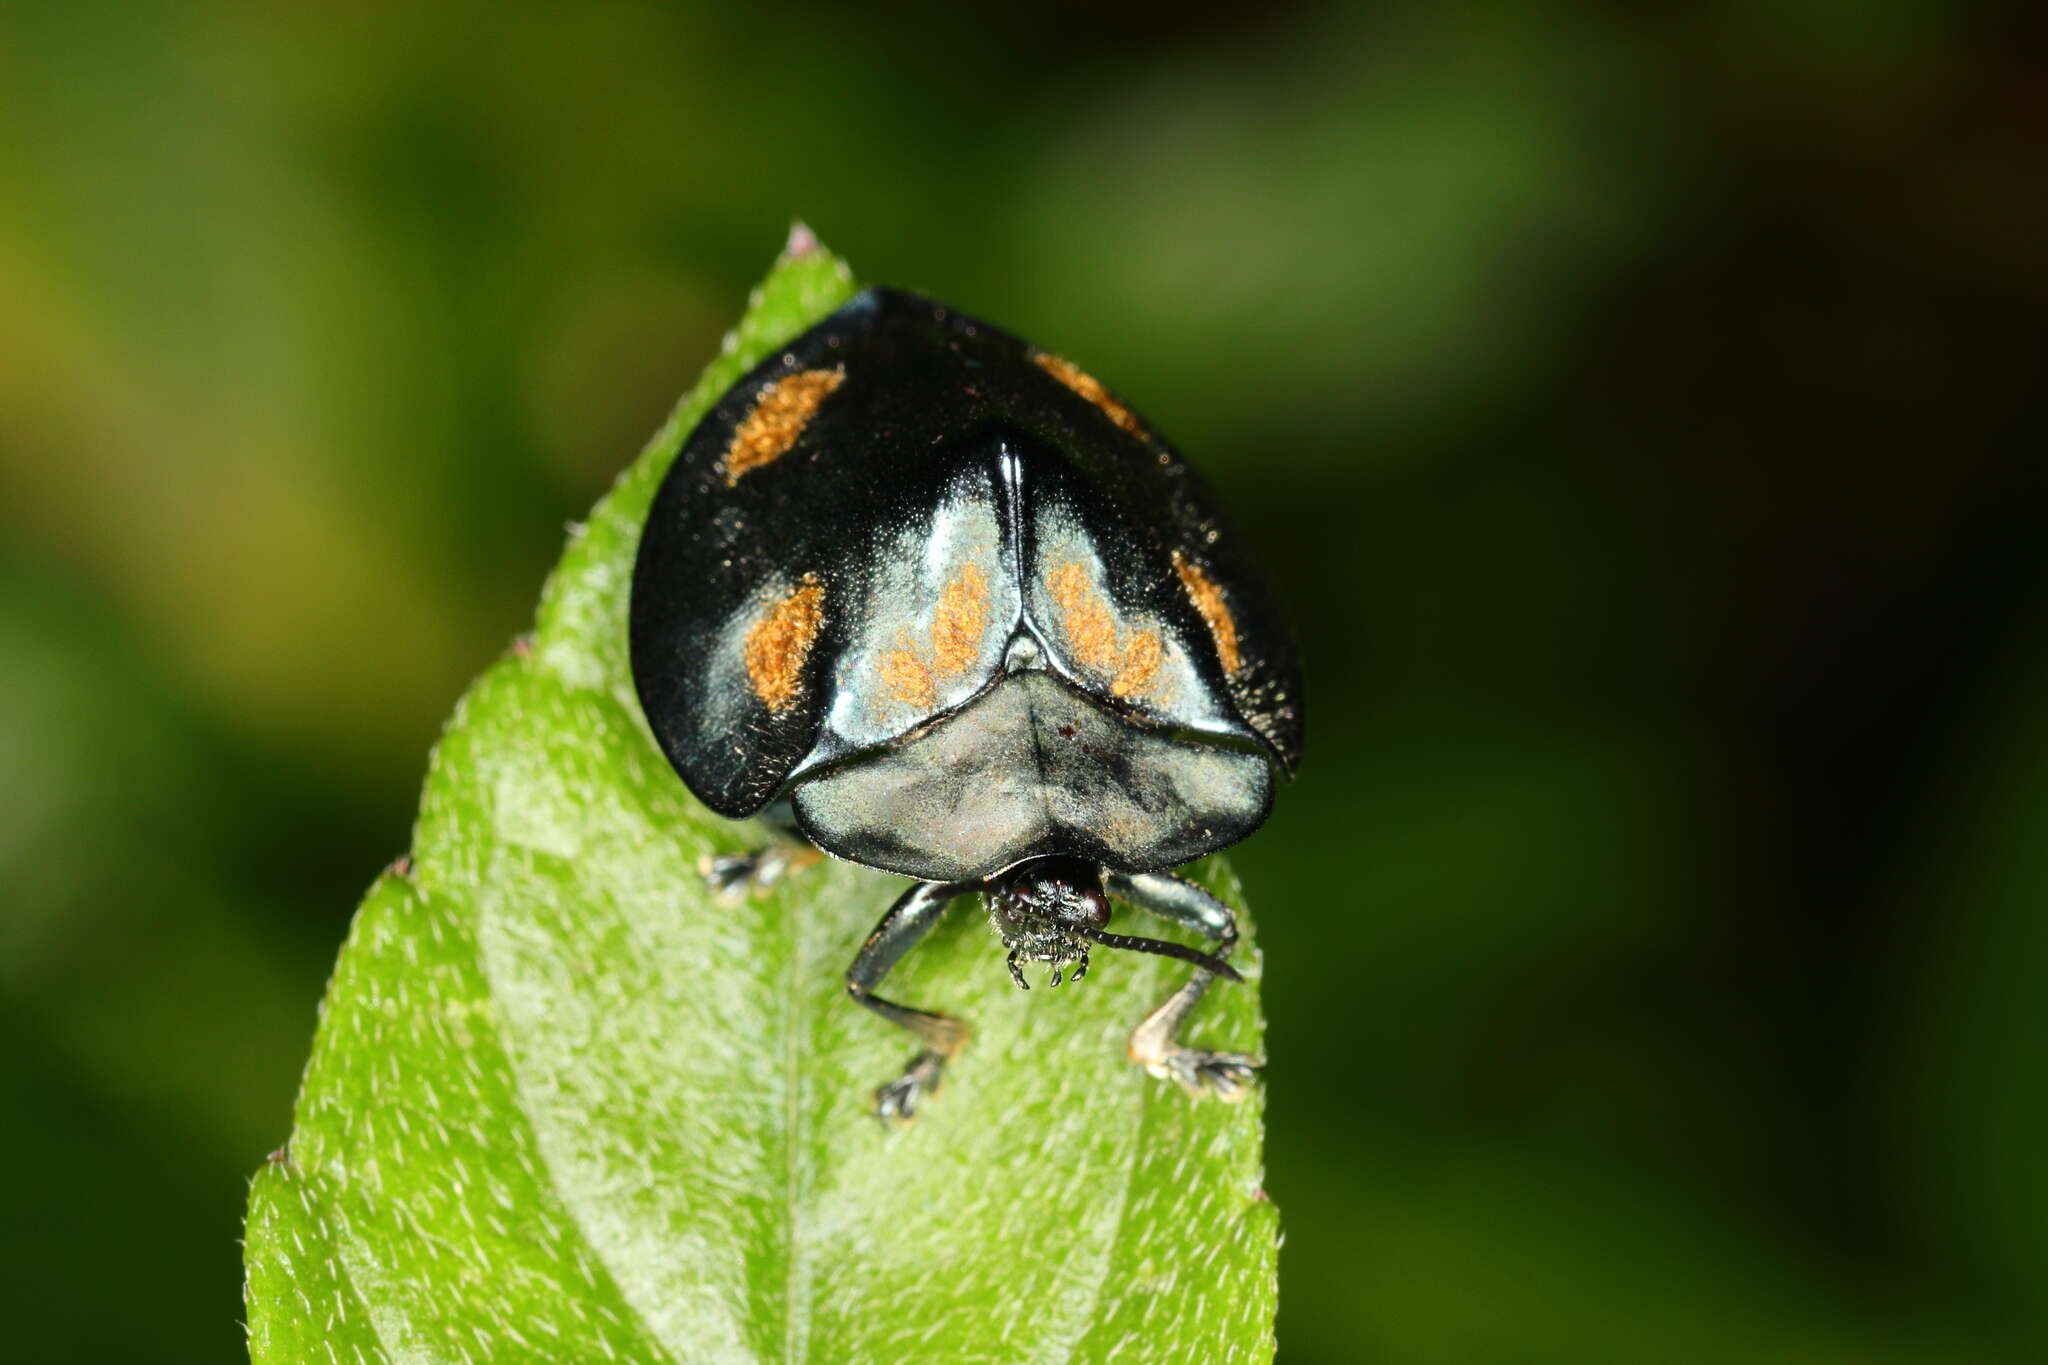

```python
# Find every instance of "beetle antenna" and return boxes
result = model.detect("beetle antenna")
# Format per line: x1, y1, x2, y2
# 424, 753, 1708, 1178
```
1072, 926, 1242, 982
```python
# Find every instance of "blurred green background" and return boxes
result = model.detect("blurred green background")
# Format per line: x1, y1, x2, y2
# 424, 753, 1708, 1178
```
4, 1, 2046, 1360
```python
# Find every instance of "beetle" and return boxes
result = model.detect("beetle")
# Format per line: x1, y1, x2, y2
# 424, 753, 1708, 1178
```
629, 286, 1303, 1120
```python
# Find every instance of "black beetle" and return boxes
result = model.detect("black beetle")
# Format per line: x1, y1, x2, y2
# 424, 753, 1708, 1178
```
629, 287, 1302, 1120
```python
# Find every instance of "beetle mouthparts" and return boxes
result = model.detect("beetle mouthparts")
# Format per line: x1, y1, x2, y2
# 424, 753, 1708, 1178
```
1070, 926, 1242, 983
1004, 940, 1091, 990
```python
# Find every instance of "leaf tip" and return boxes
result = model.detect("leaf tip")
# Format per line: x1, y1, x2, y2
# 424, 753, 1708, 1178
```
783, 219, 822, 260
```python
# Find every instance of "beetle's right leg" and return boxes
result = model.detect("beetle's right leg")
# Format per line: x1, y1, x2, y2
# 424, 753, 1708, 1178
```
1106, 870, 1263, 1102
700, 800, 822, 901
847, 880, 973, 1123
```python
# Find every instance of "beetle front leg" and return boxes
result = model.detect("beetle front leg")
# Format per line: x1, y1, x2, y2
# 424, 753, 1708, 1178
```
847, 880, 973, 1123
1105, 870, 1263, 1102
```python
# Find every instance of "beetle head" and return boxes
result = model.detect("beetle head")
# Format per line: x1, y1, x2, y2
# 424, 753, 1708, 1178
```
986, 856, 1110, 988
984, 856, 1240, 989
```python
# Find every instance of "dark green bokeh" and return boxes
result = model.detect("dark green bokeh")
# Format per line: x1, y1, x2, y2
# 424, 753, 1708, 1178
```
3, 2, 2044, 1360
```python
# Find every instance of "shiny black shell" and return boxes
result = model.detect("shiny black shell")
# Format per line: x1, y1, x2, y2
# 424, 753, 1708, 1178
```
629, 287, 1302, 881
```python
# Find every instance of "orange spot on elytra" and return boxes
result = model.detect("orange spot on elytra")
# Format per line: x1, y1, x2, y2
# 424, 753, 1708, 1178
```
723, 368, 845, 485
880, 648, 935, 709
743, 576, 824, 713
1034, 352, 1146, 439
930, 563, 990, 675
1113, 629, 1164, 697
879, 562, 991, 709
1046, 559, 1165, 699
1046, 561, 1117, 669
1172, 551, 1243, 675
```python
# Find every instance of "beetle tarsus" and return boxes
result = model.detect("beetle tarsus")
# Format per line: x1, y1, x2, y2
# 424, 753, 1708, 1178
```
1141, 1046, 1263, 1102
699, 851, 766, 900
699, 845, 810, 902
873, 1049, 949, 1124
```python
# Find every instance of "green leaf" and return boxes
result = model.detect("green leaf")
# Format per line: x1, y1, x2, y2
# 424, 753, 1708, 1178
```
243, 236, 1277, 1365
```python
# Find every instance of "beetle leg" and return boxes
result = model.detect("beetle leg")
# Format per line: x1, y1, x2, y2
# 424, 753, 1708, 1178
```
847, 880, 973, 1123
1104, 870, 1263, 1102
699, 803, 820, 902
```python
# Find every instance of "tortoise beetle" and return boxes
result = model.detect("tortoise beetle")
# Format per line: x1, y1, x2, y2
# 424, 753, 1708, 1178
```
629, 287, 1303, 1120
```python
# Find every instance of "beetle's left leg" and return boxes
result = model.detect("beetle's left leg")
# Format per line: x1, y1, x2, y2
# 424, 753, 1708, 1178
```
701, 799, 822, 901
1105, 870, 1263, 1102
